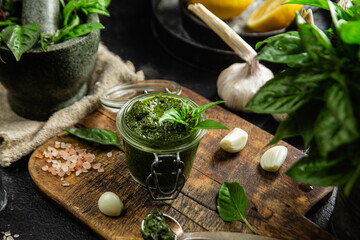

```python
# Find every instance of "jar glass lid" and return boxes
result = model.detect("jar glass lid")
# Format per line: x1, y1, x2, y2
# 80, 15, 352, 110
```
100, 79, 182, 112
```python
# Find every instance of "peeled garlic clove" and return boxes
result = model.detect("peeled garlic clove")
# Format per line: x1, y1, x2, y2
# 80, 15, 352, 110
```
260, 146, 288, 172
220, 128, 248, 153
98, 191, 124, 217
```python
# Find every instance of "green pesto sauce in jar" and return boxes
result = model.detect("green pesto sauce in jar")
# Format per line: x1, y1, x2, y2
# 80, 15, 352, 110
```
125, 96, 196, 146
118, 93, 206, 190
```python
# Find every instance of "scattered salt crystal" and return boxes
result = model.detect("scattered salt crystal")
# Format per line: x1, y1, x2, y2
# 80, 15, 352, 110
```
7, 236, 14, 240
13, 234, 19, 238
41, 165, 49, 171
66, 143, 72, 148
69, 155, 78, 162
69, 148, 76, 155
51, 170, 58, 176
55, 141, 61, 148
83, 161, 91, 170
98, 167, 104, 173
35, 154, 44, 159
62, 163, 69, 172
58, 171, 65, 177
4, 232, 10, 237
75, 169, 82, 176
92, 163, 101, 169
62, 181, 70, 187
52, 149, 58, 157
107, 152, 112, 157
61, 142, 66, 148
60, 177, 64, 181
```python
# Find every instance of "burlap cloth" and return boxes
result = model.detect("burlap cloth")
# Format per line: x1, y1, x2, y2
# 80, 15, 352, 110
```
0, 43, 144, 167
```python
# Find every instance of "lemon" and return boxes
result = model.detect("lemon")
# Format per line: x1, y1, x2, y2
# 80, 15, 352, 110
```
186, 0, 254, 20
246, 0, 303, 32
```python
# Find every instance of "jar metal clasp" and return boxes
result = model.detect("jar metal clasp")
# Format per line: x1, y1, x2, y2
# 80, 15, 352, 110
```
146, 152, 185, 200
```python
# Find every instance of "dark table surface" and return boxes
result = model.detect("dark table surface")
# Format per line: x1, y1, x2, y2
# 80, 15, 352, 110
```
0, 1, 336, 239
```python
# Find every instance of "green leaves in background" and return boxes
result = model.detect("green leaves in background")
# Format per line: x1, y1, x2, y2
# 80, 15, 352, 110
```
217, 182, 256, 234
0, 0, 110, 61
64, 128, 123, 151
60, 22, 104, 41
246, 0, 360, 192
1, 23, 40, 61
255, 31, 310, 67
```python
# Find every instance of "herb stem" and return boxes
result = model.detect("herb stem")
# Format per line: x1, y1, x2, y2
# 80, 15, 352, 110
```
240, 213, 257, 234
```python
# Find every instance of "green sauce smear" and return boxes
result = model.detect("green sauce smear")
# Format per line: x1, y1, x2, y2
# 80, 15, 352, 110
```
141, 210, 176, 240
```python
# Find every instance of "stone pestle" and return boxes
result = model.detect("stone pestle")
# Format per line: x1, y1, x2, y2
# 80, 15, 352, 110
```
21, 0, 60, 35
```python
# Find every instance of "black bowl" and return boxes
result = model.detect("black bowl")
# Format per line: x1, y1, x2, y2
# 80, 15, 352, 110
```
179, 0, 288, 50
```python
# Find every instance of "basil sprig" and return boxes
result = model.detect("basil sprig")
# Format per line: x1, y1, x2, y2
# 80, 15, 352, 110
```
217, 182, 256, 234
0, 0, 110, 61
159, 100, 228, 130
64, 128, 123, 151
246, 0, 360, 194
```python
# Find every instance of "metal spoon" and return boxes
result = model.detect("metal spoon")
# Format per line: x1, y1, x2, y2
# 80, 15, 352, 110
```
141, 214, 277, 240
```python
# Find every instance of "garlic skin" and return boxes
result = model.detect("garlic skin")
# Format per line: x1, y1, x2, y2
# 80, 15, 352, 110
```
272, 113, 288, 122
260, 146, 288, 172
217, 62, 274, 112
220, 128, 248, 153
188, 4, 274, 112
98, 192, 124, 217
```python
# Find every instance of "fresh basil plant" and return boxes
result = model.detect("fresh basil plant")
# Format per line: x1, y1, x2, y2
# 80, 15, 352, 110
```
246, 0, 360, 195
0, 0, 110, 61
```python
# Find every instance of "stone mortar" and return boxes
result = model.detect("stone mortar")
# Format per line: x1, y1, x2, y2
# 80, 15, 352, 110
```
0, 1, 100, 120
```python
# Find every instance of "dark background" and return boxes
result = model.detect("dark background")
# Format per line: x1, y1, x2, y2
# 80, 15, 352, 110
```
0, 1, 335, 239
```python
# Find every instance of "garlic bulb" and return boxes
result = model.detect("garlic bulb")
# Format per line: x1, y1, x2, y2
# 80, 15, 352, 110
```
188, 4, 274, 112
220, 128, 248, 153
260, 146, 288, 172
218, 61, 273, 111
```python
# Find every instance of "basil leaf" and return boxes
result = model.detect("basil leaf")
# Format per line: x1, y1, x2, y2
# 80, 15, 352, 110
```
1, 23, 40, 61
269, 101, 322, 147
314, 84, 359, 156
192, 100, 224, 119
64, 128, 123, 151
54, 14, 80, 43
192, 120, 228, 130
159, 108, 188, 125
61, 22, 104, 41
246, 68, 326, 114
286, 143, 356, 187
255, 31, 310, 67
39, 33, 53, 51
296, 14, 334, 62
85, 7, 109, 16
0, 19, 18, 27
339, 20, 360, 44
217, 182, 256, 234
62, 1, 79, 27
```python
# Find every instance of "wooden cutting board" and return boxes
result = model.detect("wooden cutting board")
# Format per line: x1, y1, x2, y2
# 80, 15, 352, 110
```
28, 87, 335, 240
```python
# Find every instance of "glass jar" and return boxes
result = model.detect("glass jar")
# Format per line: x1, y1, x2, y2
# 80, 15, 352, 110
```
116, 92, 206, 200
